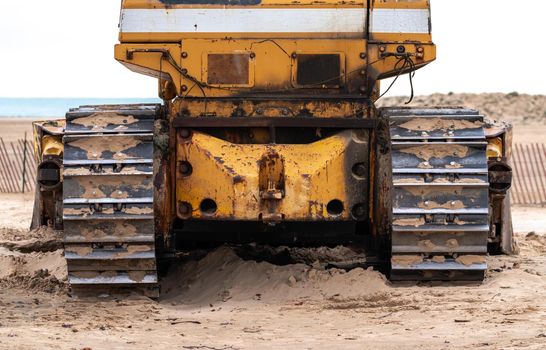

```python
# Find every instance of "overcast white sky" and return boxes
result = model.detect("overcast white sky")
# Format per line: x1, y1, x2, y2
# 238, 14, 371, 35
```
0, 0, 544, 98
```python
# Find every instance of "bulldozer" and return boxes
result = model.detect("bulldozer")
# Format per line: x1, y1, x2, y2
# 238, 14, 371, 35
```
30, 0, 515, 297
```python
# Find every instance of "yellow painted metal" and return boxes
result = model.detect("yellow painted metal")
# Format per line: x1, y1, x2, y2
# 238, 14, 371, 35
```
116, 0, 435, 97
176, 131, 356, 221
487, 137, 504, 159
116, 0, 434, 223
42, 136, 63, 157
32, 121, 65, 162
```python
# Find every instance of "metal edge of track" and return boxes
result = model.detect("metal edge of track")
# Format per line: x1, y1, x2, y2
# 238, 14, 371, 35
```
384, 107, 490, 281
62, 104, 161, 297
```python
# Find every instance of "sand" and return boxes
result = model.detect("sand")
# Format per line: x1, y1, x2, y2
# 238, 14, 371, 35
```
0, 192, 545, 349
0, 93, 545, 349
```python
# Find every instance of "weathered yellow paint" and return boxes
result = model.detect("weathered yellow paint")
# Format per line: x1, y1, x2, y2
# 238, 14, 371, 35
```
176, 131, 357, 221
115, 0, 433, 223
116, 0, 435, 97
487, 137, 504, 159
42, 135, 64, 157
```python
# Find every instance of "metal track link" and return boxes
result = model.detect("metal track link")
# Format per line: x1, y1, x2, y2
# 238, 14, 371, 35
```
384, 107, 490, 281
63, 104, 161, 297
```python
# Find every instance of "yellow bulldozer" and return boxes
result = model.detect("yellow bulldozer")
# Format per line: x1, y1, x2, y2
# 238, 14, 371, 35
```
31, 0, 514, 297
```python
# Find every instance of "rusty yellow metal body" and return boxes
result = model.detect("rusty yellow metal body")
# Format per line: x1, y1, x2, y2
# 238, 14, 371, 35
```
29, 0, 515, 294
115, 0, 436, 224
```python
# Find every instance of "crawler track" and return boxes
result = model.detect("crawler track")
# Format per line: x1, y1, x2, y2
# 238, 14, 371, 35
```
385, 108, 490, 281
62, 104, 160, 297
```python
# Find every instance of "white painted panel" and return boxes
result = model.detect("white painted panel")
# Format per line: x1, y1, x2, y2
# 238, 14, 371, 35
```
371, 9, 430, 34
120, 9, 367, 33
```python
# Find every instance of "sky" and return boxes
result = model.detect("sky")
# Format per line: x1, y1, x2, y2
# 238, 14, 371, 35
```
0, 0, 544, 98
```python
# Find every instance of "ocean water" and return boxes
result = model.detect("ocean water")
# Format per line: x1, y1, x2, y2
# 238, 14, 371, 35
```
0, 98, 161, 118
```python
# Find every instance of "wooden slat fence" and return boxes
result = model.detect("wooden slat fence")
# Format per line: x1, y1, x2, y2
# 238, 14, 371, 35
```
0, 136, 37, 193
511, 143, 546, 206
0, 138, 544, 206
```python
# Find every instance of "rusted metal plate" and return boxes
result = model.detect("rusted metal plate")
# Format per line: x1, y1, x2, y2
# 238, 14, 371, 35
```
173, 117, 377, 128
66, 258, 156, 272
390, 115, 485, 140
392, 231, 488, 254
63, 203, 153, 220
63, 174, 153, 200
385, 107, 489, 281
64, 220, 154, 243
393, 184, 489, 214
64, 134, 153, 165
392, 213, 489, 228
65, 244, 156, 260
63, 104, 159, 295
392, 141, 488, 173
63, 164, 152, 177
68, 272, 158, 285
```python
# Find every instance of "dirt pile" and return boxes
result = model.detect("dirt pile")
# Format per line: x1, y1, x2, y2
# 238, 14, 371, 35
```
0, 225, 66, 295
378, 93, 546, 125
162, 246, 388, 305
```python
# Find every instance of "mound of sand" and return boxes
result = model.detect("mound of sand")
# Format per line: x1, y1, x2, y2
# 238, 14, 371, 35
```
0, 247, 66, 294
162, 246, 389, 305
378, 93, 546, 125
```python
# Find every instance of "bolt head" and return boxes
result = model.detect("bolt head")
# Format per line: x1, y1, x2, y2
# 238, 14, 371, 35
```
179, 129, 192, 139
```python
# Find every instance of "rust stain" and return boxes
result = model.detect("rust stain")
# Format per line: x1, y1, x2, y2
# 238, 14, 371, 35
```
456, 255, 486, 266
70, 137, 141, 160
393, 217, 425, 227
400, 144, 469, 161
72, 113, 138, 130
391, 255, 423, 267
398, 118, 483, 132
